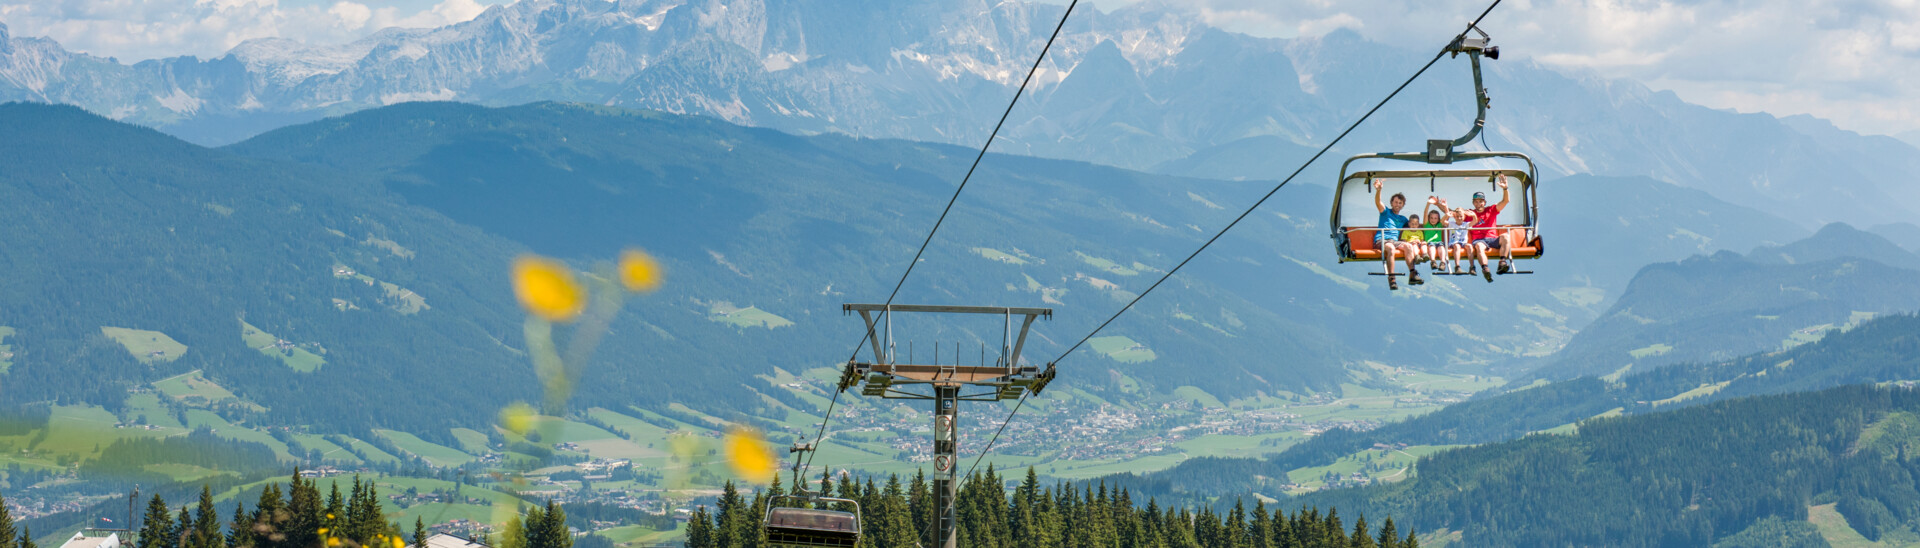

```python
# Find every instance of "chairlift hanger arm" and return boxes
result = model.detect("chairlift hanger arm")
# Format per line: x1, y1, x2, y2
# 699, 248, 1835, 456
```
1444, 24, 1496, 149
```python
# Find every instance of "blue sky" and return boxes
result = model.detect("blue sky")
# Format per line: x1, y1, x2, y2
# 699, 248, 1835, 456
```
3, 0, 1916, 139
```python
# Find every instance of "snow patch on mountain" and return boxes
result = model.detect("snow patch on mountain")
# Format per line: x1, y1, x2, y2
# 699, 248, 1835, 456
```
156, 89, 202, 114
230, 38, 373, 86
382, 88, 458, 105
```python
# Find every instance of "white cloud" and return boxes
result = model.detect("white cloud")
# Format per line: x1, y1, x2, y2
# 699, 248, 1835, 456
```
1056, 0, 1920, 137
328, 1, 372, 30
0, 0, 497, 60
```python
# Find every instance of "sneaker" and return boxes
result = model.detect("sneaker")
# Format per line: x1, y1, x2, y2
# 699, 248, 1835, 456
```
1388, 278, 1399, 291
1497, 260, 1512, 274
1452, 266, 1467, 275
1408, 269, 1425, 286
1482, 267, 1494, 283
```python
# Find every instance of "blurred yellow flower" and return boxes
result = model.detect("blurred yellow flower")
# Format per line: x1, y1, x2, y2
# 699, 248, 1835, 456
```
617, 249, 665, 292
499, 402, 536, 436
390, 537, 406, 548
317, 528, 329, 535
724, 426, 776, 485
512, 256, 586, 322
326, 539, 341, 548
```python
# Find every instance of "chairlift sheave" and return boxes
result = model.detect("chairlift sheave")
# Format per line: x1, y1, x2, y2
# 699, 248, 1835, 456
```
1328, 25, 1542, 275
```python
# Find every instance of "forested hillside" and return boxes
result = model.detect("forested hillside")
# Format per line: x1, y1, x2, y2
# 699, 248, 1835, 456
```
0, 98, 1829, 439
1303, 384, 1920, 547
1107, 313, 1920, 506
1534, 225, 1920, 381
0, 103, 536, 438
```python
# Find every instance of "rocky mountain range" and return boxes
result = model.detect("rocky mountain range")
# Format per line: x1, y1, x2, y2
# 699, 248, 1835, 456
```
0, 0, 1912, 229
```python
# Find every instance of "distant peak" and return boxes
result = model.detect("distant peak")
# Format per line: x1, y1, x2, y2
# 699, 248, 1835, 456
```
1812, 222, 1865, 237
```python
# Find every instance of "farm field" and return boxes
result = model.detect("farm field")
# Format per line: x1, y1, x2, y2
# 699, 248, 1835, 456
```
241, 320, 326, 371
101, 326, 188, 363
375, 429, 474, 467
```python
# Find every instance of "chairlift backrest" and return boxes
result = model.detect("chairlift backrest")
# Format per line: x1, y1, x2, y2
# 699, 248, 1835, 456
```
1334, 169, 1534, 229
764, 496, 861, 548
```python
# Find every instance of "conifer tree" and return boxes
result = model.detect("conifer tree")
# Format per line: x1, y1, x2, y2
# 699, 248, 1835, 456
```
227, 502, 252, 548
1114, 488, 1137, 548
176, 505, 195, 548
1227, 499, 1248, 548
529, 500, 569, 548
1250, 501, 1272, 548
190, 486, 221, 548
497, 512, 526, 548
522, 505, 546, 548
413, 518, 427, 548
1348, 515, 1373, 548
870, 474, 911, 548
1323, 508, 1346, 547
16, 526, 31, 548
284, 476, 320, 548
137, 494, 170, 548
712, 482, 741, 548
1402, 531, 1419, 548
907, 470, 930, 548
684, 507, 713, 548
1010, 470, 1038, 547
323, 484, 345, 544
0, 493, 17, 548
1375, 518, 1398, 548
251, 484, 284, 548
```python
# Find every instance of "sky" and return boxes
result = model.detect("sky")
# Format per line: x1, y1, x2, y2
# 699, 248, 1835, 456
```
1, 0, 1916, 139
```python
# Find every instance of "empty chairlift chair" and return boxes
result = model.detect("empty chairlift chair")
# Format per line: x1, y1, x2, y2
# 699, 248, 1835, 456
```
764, 496, 861, 548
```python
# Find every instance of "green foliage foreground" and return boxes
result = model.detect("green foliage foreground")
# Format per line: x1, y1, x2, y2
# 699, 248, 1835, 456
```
687, 468, 1416, 548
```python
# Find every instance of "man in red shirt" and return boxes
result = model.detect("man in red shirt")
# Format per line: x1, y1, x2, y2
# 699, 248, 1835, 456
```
1468, 174, 1513, 282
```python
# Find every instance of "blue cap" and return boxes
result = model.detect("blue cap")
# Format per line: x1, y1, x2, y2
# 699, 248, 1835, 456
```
1472, 191, 1487, 200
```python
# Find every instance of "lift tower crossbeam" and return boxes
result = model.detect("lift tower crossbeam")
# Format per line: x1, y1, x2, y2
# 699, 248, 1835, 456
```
835, 303, 1053, 548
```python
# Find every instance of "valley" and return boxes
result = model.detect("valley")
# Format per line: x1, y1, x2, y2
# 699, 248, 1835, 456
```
0, 1, 1916, 545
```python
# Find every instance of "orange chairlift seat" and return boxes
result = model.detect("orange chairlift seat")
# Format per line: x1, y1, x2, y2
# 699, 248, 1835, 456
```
1328, 25, 1542, 274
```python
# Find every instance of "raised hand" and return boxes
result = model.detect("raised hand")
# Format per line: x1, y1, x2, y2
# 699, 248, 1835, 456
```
1373, 179, 1384, 191
1496, 174, 1509, 190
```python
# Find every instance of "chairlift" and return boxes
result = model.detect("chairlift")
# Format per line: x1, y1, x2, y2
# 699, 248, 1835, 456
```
1329, 25, 1542, 274
763, 495, 862, 548
764, 442, 863, 548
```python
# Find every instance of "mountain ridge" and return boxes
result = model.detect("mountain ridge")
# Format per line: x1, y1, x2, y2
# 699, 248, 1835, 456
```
0, 0, 1911, 228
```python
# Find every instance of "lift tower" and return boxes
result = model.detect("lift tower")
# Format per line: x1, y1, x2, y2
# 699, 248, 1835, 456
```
835, 304, 1053, 548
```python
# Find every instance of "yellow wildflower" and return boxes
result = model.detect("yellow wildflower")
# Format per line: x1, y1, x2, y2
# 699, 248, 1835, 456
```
724, 426, 776, 485
512, 256, 586, 322
499, 402, 537, 436
617, 248, 665, 292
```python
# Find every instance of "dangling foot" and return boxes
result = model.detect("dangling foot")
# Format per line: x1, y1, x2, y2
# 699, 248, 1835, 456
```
1482, 266, 1494, 283
1497, 259, 1512, 274
1388, 277, 1399, 291
1408, 268, 1424, 286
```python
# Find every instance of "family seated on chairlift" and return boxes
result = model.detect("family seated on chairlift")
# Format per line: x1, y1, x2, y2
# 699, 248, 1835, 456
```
1371, 174, 1514, 290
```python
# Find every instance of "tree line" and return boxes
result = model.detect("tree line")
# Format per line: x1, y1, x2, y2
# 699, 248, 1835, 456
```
111, 471, 571, 548
687, 467, 1416, 548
